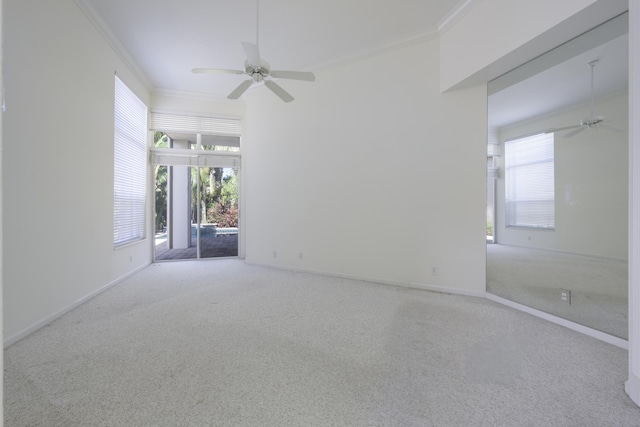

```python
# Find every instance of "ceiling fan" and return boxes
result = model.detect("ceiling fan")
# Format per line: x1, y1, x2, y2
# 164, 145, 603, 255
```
546, 59, 623, 138
191, 0, 315, 103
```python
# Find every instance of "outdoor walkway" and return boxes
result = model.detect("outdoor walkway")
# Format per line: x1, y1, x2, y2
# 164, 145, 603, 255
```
155, 234, 238, 260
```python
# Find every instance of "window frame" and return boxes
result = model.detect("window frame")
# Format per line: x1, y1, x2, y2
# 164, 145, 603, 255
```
504, 132, 555, 230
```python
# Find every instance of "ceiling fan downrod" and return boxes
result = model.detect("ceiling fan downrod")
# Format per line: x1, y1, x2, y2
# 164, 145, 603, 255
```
588, 59, 599, 118
255, 0, 260, 48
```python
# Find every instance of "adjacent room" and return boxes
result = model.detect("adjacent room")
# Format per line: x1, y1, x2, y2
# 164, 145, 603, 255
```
3, 0, 640, 424
486, 13, 630, 339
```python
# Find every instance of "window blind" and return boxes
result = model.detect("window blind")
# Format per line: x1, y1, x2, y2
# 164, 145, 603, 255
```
149, 112, 241, 169
150, 112, 241, 136
505, 133, 555, 229
114, 76, 148, 247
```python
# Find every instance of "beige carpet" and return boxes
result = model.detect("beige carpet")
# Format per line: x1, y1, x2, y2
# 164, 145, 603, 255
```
5, 259, 640, 426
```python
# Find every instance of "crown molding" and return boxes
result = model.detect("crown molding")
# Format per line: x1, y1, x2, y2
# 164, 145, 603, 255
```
438, 0, 483, 35
72, 0, 478, 96
153, 88, 230, 102
73, 0, 153, 93
152, 87, 255, 104
311, 27, 439, 73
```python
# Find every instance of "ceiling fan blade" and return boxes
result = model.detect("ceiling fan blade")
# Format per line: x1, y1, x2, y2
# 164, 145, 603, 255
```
270, 70, 316, 82
192, 68, 244, 75
264, 80, 294, 103
242, 42, 262, 68
600, 124, 625, 133
545, 124, 581, 134
227, 80, 253, 100
563, 127, 586, 138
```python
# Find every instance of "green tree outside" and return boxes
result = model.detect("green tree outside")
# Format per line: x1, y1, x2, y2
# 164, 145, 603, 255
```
154, 132, 239, 230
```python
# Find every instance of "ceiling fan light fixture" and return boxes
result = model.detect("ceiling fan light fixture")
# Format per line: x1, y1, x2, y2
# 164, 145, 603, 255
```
580, 115, 604, 127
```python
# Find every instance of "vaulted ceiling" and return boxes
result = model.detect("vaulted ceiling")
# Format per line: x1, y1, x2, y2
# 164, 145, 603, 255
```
77, 0, 463, 98
77, 0, 629, 129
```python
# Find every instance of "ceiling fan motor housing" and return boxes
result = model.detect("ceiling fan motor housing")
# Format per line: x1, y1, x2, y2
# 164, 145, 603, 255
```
581, 115, 604, 127
245, 60, 270, 82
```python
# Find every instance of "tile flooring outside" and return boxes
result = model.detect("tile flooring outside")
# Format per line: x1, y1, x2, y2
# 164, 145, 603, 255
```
155, 234, 238, 260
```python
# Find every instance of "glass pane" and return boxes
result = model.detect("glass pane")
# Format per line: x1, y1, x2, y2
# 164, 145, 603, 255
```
154, 164, 198, 261
199, 167, 238, 258
487, 177, 495, 243
153, 159, 239, 261
154, 165, 169, 257
190, 135, 240, 152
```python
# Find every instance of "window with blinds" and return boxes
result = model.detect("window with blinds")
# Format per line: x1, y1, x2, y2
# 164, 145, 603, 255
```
149, 112, 242, 166
114, 76, 148, 247
504, 133, 555, 229
150, 112, 241, 136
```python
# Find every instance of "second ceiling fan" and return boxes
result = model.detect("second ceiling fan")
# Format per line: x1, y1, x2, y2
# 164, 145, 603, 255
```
547, 59, 623, 138
192, 0, 315, 103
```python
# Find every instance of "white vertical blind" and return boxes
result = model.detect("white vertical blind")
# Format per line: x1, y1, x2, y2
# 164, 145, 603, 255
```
505, 133, 555, 228
114, 76, 148, 247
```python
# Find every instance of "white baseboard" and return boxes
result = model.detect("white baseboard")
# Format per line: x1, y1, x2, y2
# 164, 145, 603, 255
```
406, 281, 486, 298
244, 260, 485, 298
626, 373, 640, 407
4, 263, 151, 348
247, 260, 627, 349
485, 293, 628, 349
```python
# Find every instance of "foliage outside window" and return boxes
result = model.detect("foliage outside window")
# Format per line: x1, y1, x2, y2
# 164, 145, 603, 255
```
192, 167, 239, 228
152, 132, 239, 232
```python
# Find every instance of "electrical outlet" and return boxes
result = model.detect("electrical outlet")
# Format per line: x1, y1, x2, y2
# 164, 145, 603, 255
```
431, 267, 438, 276
560, 289, 571, 305
273, 251, 277, 258
299, 252, 303, 260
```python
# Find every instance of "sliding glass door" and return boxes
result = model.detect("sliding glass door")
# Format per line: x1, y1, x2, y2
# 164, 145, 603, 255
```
151, 133, 240, 261
154, 163, 239, 261
149, 112, 241, 261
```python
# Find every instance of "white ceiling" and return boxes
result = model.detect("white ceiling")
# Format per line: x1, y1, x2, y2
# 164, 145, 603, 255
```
78, 0, 629, 128
488, 14, 628, 129
78, 0, 463, 98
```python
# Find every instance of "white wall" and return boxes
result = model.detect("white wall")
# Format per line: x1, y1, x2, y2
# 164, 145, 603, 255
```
243, 39, 487, 294
151, 92, 245, 119
1, 0, 4, 417
3, 0, 152, 344
496, 93, 629, 259
626, 0, 640, 408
